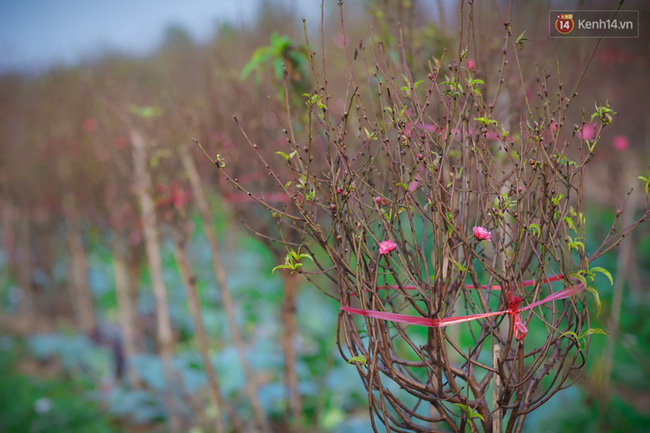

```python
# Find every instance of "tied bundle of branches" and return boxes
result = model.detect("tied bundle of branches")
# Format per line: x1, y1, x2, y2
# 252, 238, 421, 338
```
201, 4, 650, 432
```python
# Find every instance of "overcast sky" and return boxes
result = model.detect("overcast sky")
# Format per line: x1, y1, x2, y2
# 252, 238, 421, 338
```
0, 0, 320, 73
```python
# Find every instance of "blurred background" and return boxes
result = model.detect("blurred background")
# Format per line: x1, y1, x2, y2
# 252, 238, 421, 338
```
0, 1, 648, 432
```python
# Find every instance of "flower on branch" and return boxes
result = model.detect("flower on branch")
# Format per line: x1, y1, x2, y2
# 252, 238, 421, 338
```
379, 240, 397, 255
579, 123, 596, 140
473, 226, 492, 241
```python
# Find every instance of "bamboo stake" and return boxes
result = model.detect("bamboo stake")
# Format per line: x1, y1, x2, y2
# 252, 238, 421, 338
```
492, 343, 502, 433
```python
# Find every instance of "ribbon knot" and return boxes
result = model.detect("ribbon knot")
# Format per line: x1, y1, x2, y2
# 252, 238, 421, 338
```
508, 296, 528, 340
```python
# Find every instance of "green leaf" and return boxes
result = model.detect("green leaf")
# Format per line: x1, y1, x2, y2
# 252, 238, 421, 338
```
453, 403, 484, 421
474, 117, 497, 126
569, 272, 588, 289
528, 223, 541, 238
591, 101, 616, 126
580, 328, 608, 339
276, 150, 298, 162
290, 251, 313, 262
516, 31, 530, 50
347, 355, 367, 365
560, 331, 579, 341
470, 409, 485, 422
590, 267, 613, 286
551, 193, 564, 206
568, 240, 585, 253
271, 264, 292, 274
563, 216, 576, 232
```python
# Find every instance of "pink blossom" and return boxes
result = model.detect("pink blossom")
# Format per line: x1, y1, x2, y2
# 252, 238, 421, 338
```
613, 135, 629, 151
374, 196, 389, 207
468, 59, 476, 70
83, 117, 97, 133
473, 226, 492, 241
379, 240, 397, 255
579, 123, 596, 140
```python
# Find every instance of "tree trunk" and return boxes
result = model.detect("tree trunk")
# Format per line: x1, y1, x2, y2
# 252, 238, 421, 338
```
181, 150, 270, 432
131, 129, 182, 433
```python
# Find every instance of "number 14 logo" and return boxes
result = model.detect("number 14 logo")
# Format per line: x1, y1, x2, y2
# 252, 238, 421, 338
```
556, 14, 574, 34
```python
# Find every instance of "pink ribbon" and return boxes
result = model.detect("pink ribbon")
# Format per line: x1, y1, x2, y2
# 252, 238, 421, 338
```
341, 275, 583, 340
